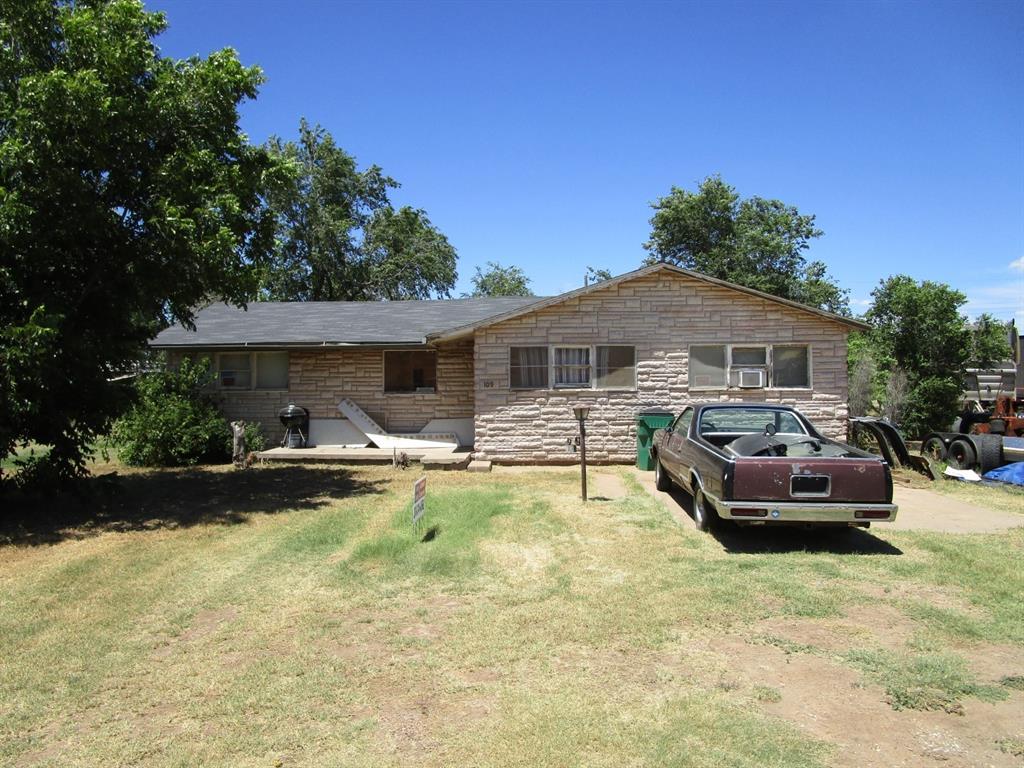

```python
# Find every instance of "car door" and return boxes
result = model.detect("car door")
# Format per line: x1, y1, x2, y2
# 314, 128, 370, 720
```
662, 407, 694, 484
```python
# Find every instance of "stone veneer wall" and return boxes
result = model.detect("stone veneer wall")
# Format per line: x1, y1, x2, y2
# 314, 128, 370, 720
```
167, 339, 474, 444
287, 340, 475, 432
473, 271, 851, 463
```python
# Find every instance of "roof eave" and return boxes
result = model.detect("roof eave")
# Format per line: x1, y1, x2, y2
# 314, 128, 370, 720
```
149, 339, 430, 350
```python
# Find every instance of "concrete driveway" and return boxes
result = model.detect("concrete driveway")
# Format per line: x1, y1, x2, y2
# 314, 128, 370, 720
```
632, 468, 1023, 534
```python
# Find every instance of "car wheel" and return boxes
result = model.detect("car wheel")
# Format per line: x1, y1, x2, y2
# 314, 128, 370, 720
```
692, 488, 719, 533
654, 457, 672, 491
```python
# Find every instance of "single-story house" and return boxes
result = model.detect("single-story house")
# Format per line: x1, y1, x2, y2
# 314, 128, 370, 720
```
151, 263, 868, 463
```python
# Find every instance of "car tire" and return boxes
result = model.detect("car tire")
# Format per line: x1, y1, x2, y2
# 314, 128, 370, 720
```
654, 457, 672, 491
973, 434, 1003, 474
692, 487, 719, 533
921, 436, 947, 462
946, 438, 977, 470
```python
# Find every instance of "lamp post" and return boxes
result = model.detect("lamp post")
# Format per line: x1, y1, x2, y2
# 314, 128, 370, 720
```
573, 405, 590, 502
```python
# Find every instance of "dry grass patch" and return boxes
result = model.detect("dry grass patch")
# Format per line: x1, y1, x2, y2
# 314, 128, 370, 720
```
1, 464, 1022, 767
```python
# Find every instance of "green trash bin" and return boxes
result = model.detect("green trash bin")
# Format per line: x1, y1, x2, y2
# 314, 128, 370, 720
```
636, 409, 675, 470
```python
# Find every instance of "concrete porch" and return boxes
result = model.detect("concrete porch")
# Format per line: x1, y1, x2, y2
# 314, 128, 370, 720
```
256, 445, 473, 470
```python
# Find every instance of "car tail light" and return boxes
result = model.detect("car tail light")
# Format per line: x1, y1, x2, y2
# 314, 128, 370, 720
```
731, 508, 768, 517
855, 510, 890, 519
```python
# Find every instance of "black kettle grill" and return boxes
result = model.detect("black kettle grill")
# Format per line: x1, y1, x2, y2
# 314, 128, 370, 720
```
278, 403, 310, 448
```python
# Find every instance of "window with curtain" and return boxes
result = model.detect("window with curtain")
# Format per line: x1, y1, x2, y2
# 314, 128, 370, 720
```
255, 351, 289, 389
553, 347, 591, 387
595, 346, 636, 389
218, 352, 251, 388
510, 346, 548, 388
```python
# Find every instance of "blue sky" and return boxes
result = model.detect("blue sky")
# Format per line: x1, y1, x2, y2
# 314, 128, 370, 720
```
147, 0, 1023, 322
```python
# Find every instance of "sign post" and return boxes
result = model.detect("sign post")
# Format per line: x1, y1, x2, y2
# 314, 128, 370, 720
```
412, 475, 427, 526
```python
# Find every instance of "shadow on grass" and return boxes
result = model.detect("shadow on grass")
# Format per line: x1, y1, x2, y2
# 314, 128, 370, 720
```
0, 464, 386, 547
663, 486, 904, 556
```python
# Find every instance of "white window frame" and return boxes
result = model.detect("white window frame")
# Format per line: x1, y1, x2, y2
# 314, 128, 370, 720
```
506, 344, 638, 391
552, 345, 593, 389
687, 343, 812, 392
215, 351, 290, 391
509, 346, 551, 390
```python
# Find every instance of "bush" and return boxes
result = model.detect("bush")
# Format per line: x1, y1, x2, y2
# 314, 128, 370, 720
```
111, 358, 229, 467
900, 377, 962, 438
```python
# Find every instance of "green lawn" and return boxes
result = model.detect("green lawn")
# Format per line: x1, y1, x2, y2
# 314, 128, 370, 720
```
1, 464, 1021, 767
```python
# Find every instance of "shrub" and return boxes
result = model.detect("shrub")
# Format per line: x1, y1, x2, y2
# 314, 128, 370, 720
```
900, 377, 962, 437
111, 358, 229, 467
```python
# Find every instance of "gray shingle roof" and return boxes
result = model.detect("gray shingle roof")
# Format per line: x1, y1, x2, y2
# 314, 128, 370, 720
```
151, 296, 545, 347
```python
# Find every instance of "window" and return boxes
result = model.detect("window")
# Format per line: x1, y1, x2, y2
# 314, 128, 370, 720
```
772, 346, 810, 388
510, 346, 548, 389
553, 347, 591, 388
672, 407, 694, 435
595, 346, 636, 389
506, 345, 639, 391
690, 345, 727, 388
217, 351, 289, 390
384, 351, 437, 393
688, 344, 811, 390
218, 353, 251, 389
255, 351, 289, 390
698, 407, 807, 435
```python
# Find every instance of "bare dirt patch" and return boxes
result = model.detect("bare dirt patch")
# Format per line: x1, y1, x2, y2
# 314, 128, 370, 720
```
712, 634, 1024, 768
589, 471, 628, 501
152, 605, 239, 658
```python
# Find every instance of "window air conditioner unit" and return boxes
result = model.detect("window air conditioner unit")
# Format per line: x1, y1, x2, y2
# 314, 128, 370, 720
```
737, 369, 765, 388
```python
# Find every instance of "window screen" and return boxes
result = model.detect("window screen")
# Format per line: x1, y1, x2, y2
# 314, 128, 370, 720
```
773, 346, 810, 387
219, 353, 251, 388
385, 351, 437, 393
689, 345, 726, 388
731, 346, 767, 366
553, 347, 591, 387
595, 346, 636, 389
510, 346, 548, 388
255, 352, 289, 390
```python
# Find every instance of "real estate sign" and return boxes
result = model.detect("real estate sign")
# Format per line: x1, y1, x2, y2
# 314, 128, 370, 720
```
412, 476, 427, 524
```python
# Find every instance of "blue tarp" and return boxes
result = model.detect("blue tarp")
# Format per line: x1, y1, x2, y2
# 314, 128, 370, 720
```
982, 462, 1024, 487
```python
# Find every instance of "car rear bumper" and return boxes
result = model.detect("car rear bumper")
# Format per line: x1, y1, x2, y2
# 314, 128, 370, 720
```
714, 499, 898, 523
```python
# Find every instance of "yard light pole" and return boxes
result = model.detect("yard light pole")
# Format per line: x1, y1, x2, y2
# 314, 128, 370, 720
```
573, 405, 590, 502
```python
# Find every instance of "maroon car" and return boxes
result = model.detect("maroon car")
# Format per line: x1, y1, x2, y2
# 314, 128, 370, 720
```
651, 403, 897, 532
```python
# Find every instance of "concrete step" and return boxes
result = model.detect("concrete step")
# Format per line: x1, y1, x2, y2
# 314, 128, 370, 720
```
467, 460, 492, 473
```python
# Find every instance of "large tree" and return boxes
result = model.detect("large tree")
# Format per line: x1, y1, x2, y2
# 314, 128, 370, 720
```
861, 276, 972, 436
644, 175, 849, 314
468, 262, 533, 297
260, 120, 457, 301
0, 0, 277, 482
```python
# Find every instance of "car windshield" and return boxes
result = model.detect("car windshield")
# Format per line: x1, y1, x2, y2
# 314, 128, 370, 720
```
698, 408, 807, 436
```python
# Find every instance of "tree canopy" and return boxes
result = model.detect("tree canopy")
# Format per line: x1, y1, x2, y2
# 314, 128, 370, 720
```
468, 262, 533, 297
968, 314, 1012, 369
858, 276, 973, 436
643, 176, 849, 315
0, 0, 277, 482
259, 120, 457, 301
